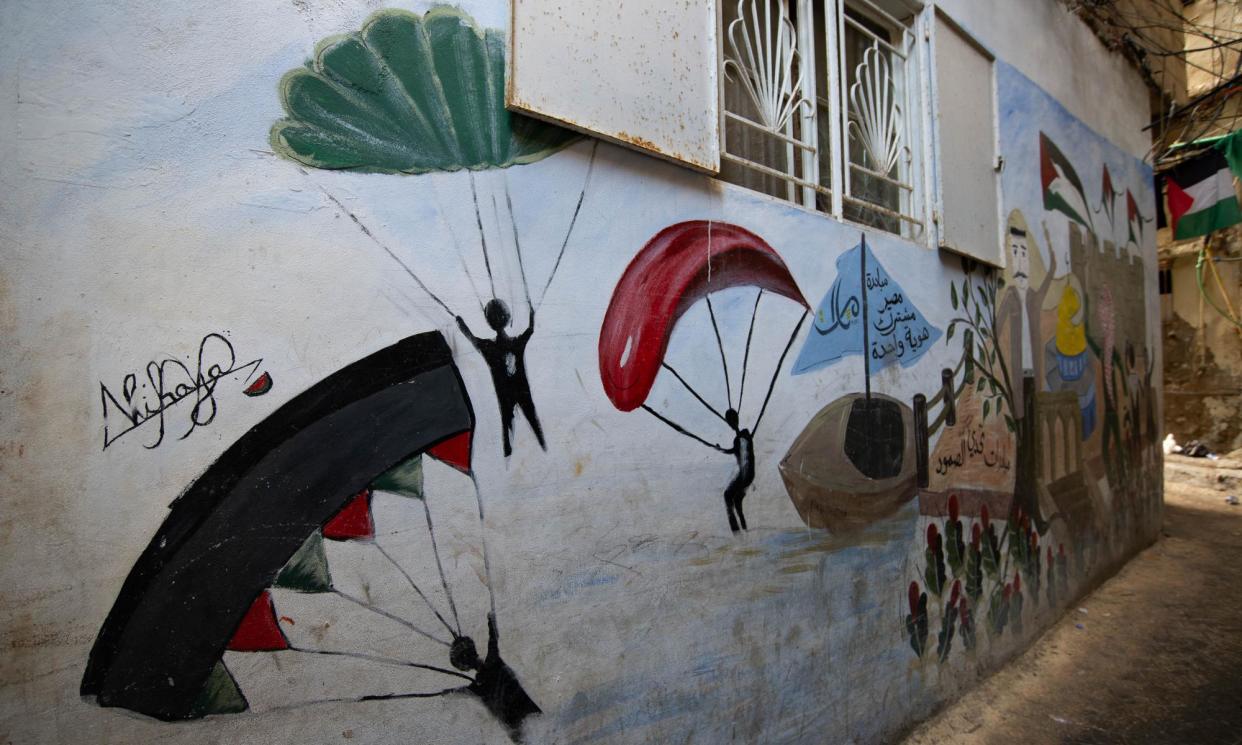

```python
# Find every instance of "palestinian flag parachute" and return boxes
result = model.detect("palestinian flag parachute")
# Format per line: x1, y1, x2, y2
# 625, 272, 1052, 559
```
1165, 146, 1242, 240
1040, 132, 1094, 231
79, 332, 503, 722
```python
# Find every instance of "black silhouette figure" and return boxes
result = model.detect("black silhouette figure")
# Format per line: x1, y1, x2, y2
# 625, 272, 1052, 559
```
457, 299, 547, 457
723, 408, 756, 533
450, 612, 542, 741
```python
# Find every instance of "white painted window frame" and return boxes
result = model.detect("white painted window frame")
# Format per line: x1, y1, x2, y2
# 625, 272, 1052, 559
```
718, 0, 933, 245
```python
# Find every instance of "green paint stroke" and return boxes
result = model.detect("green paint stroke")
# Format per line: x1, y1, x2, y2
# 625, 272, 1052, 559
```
189, 661, 248, 717
372, 452, 424, 499
274, 532, 332, 593
270, 7, 578, 173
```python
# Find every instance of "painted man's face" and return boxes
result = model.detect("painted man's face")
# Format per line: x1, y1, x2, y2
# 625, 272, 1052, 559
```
1008, 234, 1030, 291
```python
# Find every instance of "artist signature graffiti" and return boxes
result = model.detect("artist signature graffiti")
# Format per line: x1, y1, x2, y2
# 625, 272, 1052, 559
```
99, 332, 268, 450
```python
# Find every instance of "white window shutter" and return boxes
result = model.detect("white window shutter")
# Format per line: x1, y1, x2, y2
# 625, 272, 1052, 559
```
507, 0, 721, 173
930, 12, 1002, 266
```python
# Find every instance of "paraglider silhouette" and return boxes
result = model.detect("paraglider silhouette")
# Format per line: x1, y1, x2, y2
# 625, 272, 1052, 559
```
457, 299, 546, 457
599, 220, 809, 532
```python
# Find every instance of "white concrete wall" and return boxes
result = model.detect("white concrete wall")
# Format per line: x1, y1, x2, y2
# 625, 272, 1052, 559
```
0, 1, 1163, 743
934, 0, 1155, 159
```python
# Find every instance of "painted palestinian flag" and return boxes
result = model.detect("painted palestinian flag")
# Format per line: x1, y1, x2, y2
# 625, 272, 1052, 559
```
1126, 189, 1152, 247
1041, 132, 1093, 230
1166, 147, 1242, 240
1099, 164, 1118, 228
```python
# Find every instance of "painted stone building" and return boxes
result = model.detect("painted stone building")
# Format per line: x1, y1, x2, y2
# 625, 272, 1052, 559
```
0, 0, 1163, 742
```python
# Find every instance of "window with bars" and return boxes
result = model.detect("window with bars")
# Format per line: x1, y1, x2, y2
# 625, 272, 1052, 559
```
719, 0, 926, 241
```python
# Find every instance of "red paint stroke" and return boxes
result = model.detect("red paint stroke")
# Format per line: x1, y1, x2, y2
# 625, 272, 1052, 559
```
427, 430, 472, 473
243, 371, 273, 397
227, 590, 289, 651
323, 489, 374, 541
598, 220, 808, 412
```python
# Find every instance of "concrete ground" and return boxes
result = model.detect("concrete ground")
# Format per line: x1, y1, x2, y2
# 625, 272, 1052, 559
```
902, 455, 1242, 745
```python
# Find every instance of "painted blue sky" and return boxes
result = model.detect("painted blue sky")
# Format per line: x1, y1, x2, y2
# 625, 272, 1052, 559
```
998, 61, 1157, 274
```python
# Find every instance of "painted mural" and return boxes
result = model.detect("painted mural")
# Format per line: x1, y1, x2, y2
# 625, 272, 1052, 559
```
0, 3, 1161, 744
902, 63, 1162, 665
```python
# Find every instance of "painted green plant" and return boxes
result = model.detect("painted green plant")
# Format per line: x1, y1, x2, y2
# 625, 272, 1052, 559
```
271, 7, 577, 174
946, 260, 1014, 433
936, 580, 961, 662
905, 582, 929, 657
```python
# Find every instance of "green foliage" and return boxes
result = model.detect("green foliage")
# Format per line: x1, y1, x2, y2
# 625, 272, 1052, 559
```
965, 543, 984, 603
959, 599, 977, 651
945, 519, 965, 577
937, 598, 958, 662
987, 584, 1010, 636
270, 8, 578, 174
945, 263, 1012, 426
905, 584, 929, 658
981, 523, 1002, 578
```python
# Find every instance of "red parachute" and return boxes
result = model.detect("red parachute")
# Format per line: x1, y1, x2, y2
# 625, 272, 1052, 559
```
599, 220, 809, 412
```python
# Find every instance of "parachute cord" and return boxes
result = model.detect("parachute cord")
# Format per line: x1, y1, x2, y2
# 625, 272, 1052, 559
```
503, 177, 534, 310
640, 404, 729, 453
705, 295, 733, 410
306, 174, 455, 319
538, 139, 600, 310
737, 289, 764, 414
331, 589, 451, 647
661, 362, 728, 423
285, 645, 473, 682
752, 309, 808, 437
261, 687, 463, 713
370, 542, 458, 638
421, 497, 463, 637
433, 184, 487, 314
470, 173, 498, 300
469, 473, 500, 628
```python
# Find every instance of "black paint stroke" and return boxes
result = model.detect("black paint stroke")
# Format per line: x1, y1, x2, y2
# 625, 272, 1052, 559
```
99, 332, 263, 450
457, 302, 546, 458
308, 175, 455, 318
537, 139, 599, 308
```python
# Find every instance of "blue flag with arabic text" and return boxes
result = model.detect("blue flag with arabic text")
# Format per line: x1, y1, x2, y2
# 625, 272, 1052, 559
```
792, 240, 941, 375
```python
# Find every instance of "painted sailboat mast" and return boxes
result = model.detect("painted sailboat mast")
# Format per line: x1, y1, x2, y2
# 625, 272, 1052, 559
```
860, 233, 871, 401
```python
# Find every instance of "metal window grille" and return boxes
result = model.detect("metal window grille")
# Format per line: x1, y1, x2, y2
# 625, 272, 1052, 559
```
720, 0, 926, 241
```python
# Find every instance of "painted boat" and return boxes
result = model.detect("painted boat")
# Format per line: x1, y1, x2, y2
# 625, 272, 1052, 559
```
779, 392, 918, 534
